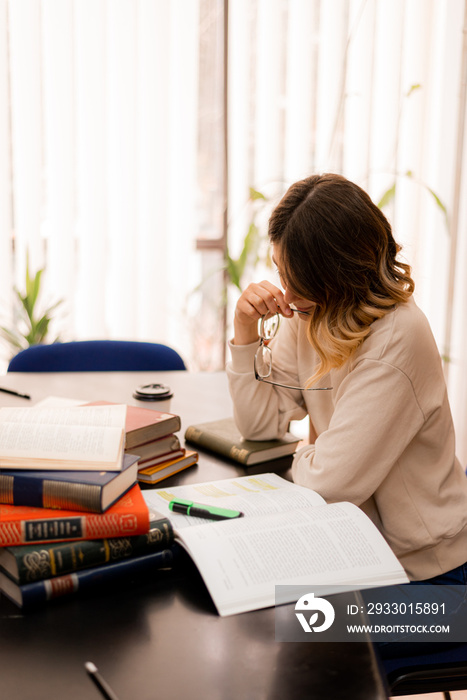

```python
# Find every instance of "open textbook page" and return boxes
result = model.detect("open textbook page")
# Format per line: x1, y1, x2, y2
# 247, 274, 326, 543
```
144, 472, 326, 528
0, 405, 126, 471
143, 473, 409, 616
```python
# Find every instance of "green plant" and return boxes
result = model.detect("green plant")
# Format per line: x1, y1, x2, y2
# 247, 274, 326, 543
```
377, 169, 449, 230
376, 84, 449, 230
0, 257, 63, 358
224, 187, 273, 291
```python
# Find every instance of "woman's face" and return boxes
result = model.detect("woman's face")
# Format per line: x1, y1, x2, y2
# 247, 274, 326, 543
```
272, 244, 316, 319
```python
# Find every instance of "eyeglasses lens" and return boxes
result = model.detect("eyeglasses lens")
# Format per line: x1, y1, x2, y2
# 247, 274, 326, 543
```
255, 344, 272, 378
260, 313, 280, 341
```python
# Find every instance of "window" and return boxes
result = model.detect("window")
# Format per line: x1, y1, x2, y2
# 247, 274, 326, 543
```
1, 0, 466, 461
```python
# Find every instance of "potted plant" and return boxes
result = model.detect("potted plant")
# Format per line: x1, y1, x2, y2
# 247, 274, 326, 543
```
0, 256, 63, 362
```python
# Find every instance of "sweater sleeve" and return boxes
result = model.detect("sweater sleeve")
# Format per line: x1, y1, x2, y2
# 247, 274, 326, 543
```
226, 319, 308, 440
292, 358, 426, 505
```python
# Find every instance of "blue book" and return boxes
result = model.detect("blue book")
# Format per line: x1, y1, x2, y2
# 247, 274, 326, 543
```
0, 546, 176, 609
0, 453, 139, 513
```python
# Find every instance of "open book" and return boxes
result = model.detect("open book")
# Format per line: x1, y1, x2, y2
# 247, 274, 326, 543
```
143, 473, 409, 617
0, 405, 126, 471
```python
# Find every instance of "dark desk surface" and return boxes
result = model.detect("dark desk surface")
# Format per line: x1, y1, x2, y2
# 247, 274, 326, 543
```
0, 371, 388, 700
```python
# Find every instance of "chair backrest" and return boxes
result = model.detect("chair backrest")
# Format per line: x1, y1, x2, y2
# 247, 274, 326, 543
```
381, 642, 467, 697
7, 340, 186, 372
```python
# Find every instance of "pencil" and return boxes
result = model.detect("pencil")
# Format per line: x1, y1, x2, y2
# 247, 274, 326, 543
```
0, 386, 31, 400
84, 662, 120, 700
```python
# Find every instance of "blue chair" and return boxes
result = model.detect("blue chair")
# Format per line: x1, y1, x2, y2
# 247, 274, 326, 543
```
7, 340, 186, 372
380, 643, 467, 699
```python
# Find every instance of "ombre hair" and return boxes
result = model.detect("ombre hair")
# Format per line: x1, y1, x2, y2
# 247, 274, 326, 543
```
268, 173, 415, 384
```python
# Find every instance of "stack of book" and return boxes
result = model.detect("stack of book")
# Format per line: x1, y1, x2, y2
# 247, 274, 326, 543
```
118, 402, 198, 485
0, 404, 178, 609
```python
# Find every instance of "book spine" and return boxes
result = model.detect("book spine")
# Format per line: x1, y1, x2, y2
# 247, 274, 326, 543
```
2, 519, 173, 584
126, 434, 181, 460
16, 548, 175, 609
137, 449, 185, 470
125, 415, 182, 449
137, 461, 197, 485
0, 473, 14, 504
0, 472, 102, 511
0, 510, 149, 547
184, 426, 250, 464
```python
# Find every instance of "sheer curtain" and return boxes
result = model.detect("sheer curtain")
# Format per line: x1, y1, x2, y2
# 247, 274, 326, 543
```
1, 0, 467, 461
227, 0, 467, 463
0, 0, 201, 364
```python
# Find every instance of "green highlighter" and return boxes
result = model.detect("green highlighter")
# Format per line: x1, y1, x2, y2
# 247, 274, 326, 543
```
169, 498, 243, 521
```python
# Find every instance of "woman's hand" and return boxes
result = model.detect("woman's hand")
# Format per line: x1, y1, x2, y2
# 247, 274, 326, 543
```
233, 281, 293, 345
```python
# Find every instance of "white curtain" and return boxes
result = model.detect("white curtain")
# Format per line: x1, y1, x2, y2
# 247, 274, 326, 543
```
1, 0, 201, 362
1, 0, 467, 461
227, 0, 467, 463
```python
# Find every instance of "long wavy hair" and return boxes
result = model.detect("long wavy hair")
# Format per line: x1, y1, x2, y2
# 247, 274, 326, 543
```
268, 173, 415, 385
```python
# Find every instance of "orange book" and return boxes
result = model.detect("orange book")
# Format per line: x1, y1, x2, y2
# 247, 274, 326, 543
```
137, 450, 198, 484
0, 484, 149, 547
86, 401, 181, 449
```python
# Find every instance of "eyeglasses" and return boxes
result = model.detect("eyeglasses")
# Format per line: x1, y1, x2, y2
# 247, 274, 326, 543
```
254, 311, 333, 391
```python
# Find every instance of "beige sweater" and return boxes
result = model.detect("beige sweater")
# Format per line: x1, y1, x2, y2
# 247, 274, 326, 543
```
227, 297, 467, 580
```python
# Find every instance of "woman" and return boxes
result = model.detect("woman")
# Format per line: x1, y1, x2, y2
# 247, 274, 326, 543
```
227, 173, 467, 584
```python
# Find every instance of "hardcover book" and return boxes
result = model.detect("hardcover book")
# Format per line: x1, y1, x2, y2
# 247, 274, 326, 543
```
136, 449, 185, 470
137, 450, 199, 485
184, 417, 300, 465
0, 484, 150, 547
0, 514, 173, 584
129, 434, 181, 461
0, 547, 175, 609
0, 405, 126, 471
143, 473, 409, 617
86, 401, 181, 449
0, 453, 140, 513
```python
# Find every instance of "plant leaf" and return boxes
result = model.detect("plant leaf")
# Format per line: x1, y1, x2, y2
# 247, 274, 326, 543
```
238, 222, 260, 273
406, 83, 421, 98
377, 182, 396, 209
29, 268, 43, 318
249, 187, 267, 202
42, 299, 63, 317
0, 254, 64, 355
224, 253, 242, 290
426, 186, 449, 227
26, 316, 49, 346
0, 326, 25, 351
404, 170, 449, 230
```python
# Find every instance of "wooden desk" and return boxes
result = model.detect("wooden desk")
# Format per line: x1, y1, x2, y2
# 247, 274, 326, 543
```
0, 371, 388, 700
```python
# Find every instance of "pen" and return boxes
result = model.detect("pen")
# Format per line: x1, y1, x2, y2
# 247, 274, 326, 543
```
84, 662, 120, 700
0, 386, 31, 400
169, 498, 244, 521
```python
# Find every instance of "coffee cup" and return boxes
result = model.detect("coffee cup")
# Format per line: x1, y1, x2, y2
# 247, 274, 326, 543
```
132, 383, 173, 413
